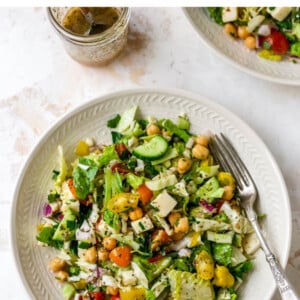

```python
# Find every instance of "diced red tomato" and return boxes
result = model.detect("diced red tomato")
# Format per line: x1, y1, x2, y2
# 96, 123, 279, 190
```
115, 143, 130, 159
89, 291, 105, 300
67, 178, 78, 199
262, 30, 289, 54
148, 254, 163, 263
111, 162, 131, 174
137, 183, 153, 205
216, 199, 226, 213
111, 295, 121, 300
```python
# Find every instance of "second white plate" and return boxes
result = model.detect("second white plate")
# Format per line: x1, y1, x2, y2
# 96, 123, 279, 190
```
184, 8, 300, 85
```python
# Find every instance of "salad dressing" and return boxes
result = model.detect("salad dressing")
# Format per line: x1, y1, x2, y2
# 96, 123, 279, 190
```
62, 7, 120, 36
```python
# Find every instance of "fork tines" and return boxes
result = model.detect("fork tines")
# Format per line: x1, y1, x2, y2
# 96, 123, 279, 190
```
209, 133, 254, 190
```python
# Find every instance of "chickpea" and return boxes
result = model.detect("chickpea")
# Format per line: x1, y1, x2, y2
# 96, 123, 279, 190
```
194, 135, 209, 147
103, 237, 117, 251
171, 232, 186, 241
146, 124, 161, 136
223, 23, 237, 38
177, 157, 192, 174
222, 185, 235, 200
244, 36, 256, 50
98, 248, 109, 262
162, 130, 172, 139
48, 257, 66, 272
106, 286, 119, 295
84, 246, 97, 264
55, 270, 69, 282
168, 212, 181, 226
151, 230, 170, 250
192, 144, 209, 160
237, 26, 250, 39
174, 217, 189, 234
129, 207, 144, 221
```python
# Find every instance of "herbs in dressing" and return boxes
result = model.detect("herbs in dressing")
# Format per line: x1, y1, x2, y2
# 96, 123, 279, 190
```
62, 7, 120, 36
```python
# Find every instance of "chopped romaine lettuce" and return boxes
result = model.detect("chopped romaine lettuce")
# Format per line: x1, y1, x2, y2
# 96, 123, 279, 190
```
212, 243, 233, 266
103, 209, 121, 231
132, 255, 172, 283
167, 270, 215, 300
162, 119, 191, 142
98, 145, 119, 167
73, 157, 98, 199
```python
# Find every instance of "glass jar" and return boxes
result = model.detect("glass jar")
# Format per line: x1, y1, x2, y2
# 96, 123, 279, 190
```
47, 7, 131, 66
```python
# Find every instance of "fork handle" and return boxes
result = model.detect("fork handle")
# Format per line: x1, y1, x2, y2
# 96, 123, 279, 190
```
266, 253, 299, 300
250, 218, 299, 300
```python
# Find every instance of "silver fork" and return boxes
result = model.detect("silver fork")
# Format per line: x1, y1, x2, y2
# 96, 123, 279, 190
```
209, 133, 299, 300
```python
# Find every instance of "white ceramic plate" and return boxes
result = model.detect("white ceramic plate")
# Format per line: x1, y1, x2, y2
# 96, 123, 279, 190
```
183, 8, 300, 85
11, 89, 291, 299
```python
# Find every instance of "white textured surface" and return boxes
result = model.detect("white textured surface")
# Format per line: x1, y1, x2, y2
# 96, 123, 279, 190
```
1, 7, 300, 300
184, 8, 300, 85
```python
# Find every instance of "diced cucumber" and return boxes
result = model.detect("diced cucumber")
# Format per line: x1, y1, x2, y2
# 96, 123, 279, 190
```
197, 177, 224, 203
207, 231, 234, 244
53, 209, 77, 241
133, 135, 168, 161
151, 148, 178, 165
62, 283, 76, 300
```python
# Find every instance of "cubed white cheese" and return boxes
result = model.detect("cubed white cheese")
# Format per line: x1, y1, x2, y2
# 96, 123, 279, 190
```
243, 232, 260, 255
131, 215, 154, 234
150, 190, 177, 217
222, 7, 238, 23
219, 201, 242, 233
267, 7, 292, 21
178, 248, 192, 258
102, 275, 118, 287
121, 270, 138, 286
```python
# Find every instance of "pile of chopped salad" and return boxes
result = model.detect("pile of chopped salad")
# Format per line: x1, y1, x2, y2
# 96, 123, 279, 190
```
208, 7, 300, 62
36, 106, 259, 300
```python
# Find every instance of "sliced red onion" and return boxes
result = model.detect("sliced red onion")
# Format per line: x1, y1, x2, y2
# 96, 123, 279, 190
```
257, 24, 271, 36
199, 200, 216, 213
43, 203, 52, 217
289, 55, 300, 61
257, 35, 265, 48
58, 213, 64, 220
97, 267, 106, 278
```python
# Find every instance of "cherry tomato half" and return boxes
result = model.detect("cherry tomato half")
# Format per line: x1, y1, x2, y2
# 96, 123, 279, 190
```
109, 246, 132, 267
148, 254, 163, 263
137, 183, 153, 205
262, 30, 289, 54
89, 291, 105, 300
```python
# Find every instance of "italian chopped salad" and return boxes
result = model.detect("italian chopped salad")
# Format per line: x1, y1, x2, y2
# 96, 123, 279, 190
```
36, 106, 259, 300
208, 7, 300, 61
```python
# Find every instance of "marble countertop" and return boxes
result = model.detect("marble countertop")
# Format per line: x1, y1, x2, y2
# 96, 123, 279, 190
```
1, 7, 300, 299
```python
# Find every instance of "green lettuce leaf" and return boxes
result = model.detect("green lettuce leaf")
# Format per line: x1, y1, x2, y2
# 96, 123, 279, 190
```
167, 270, 215, 300
73, 157, 98, 199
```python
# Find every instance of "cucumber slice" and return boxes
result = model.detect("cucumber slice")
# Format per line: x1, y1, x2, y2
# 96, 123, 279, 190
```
133, 135, 168, 161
